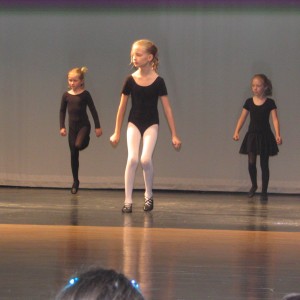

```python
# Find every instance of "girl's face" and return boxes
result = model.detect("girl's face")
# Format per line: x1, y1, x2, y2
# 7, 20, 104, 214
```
68, 73, 83, 91
131, 44, 153, 69
251, 77, 265, 97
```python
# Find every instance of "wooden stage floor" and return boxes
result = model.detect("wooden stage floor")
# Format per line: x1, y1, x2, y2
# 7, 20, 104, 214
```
0, 187, 300, 300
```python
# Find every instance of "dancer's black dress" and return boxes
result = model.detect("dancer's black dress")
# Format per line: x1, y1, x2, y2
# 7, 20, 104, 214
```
239, 98, 279, 156
239, 97, 279, 195
60, 90, 100, 183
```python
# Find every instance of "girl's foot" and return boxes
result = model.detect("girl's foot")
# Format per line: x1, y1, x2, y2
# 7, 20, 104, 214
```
122, 203, 132, 213
71, 181, 79, 194
260, 193, 268, 202
144, 196, 154, 212
248, 185, 257, 198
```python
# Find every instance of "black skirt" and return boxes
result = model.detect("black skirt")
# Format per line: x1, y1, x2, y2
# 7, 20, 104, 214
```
239, 130, 279, 156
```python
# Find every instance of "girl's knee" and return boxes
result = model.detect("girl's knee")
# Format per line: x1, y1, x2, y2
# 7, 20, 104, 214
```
141, 157, 152, 170
75, 138, 90, 151
127, 156, 139, 168
75, 142, 84, 150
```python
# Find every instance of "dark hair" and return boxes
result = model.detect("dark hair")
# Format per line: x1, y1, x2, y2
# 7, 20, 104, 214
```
282, 294, 300, 300
252, 73, 273, 96
55, 267, 144, 300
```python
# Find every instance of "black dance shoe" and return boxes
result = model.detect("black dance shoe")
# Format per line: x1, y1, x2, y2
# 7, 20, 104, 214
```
143, 196, 154, 212
248, 185, 258, 198
260, 193, 268, 202
122, 204, 132, 213
71, 181, 79, 194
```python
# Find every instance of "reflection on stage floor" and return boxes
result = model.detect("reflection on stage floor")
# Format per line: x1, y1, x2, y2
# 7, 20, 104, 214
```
0, 187, 299, 300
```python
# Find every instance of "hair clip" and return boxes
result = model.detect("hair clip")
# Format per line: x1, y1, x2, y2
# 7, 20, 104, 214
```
131, 279, 141, 293
62, 276, 79, 291
69, 277, 79, 286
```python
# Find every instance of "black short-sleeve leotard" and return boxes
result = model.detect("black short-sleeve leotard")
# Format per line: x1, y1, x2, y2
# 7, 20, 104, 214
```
239, 97, 279, 156
122, 75, 168, 135
59, 90, 100, 130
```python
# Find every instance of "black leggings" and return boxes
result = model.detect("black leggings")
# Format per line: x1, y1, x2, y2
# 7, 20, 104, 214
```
68, 125, 91, 182
248, 152, 270, 194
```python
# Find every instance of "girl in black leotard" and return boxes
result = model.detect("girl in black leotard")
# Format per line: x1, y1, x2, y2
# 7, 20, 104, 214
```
233, 74, 282, 201
60, 67, 102, 194
110, 39, 181, 213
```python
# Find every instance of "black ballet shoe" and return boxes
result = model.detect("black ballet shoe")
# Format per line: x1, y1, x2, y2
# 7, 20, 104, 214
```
260, 193, 268, 202
71, 181, 79, 194
248, 186, 258, 198
143, 196, 154, 212
122, 204, 132, 213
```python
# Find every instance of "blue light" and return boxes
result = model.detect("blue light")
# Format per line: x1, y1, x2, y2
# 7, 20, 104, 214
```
131, 279, 141, 292
69, 277, 79, 286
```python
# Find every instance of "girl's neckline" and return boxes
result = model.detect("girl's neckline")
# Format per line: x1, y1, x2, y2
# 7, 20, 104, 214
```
252, 97, 267, 106
67, 90, 86, 96
131, 75, 159, 87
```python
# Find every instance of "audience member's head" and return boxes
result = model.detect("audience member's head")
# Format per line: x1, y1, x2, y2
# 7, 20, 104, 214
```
282, 293, 300, 300
55, 267, 144, 300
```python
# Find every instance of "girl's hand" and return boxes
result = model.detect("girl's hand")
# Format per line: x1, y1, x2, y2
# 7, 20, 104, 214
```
110, 133, 120, 147
172, 136, 182, 150
60, 128, 67, 136
95, 128, 103, 137
276, 136, 282, 145
233, 133, 239, 141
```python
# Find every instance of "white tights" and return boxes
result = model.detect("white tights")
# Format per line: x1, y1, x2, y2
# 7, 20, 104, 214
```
125, 122, 158, 204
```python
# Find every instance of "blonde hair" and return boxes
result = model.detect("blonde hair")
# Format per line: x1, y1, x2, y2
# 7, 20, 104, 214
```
68, 67, 88, 88
131, 39, 159, 72
68, 67, 88, 80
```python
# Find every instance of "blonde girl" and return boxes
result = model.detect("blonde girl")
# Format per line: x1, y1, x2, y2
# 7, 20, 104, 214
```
110, 39, 181, 213
60, 67, 102, 194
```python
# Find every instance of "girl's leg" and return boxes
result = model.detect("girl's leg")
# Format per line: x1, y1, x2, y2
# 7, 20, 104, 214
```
75, 126, 91, 151
69, 126, 90, 194
260, 153, 270, 198
124, 123, 141, 206
70, 148, 79, 183
141, 125, 158, 212
141, 124, 158, 200
248, 152, 258, 197
69, 128, 80, 193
